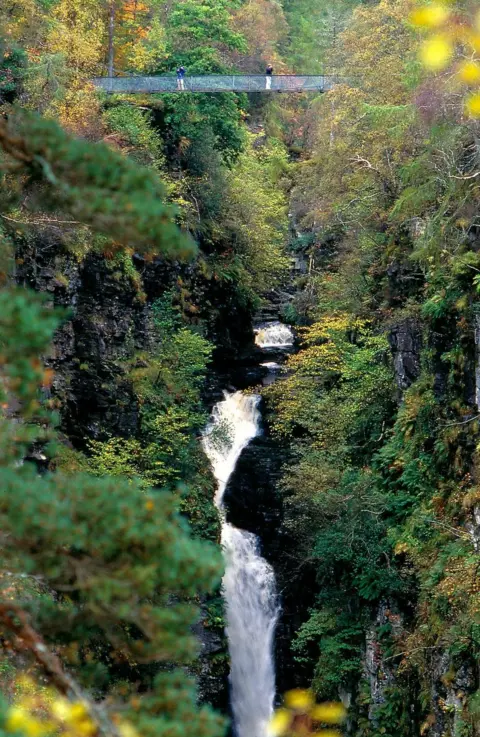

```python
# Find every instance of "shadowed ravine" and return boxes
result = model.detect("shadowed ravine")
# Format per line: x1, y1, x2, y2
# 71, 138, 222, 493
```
202, 323, 294, 737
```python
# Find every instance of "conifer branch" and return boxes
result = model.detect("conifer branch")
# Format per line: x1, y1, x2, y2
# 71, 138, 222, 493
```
0, 603, 122, 737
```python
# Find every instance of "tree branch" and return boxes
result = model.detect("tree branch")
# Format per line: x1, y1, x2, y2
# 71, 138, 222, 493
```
0, 603, 121, 737
449, 171, 480, 180
1, 214, 81, 226
383, 645, 443, 662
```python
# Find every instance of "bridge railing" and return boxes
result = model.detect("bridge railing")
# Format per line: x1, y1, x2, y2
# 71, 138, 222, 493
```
92, 75, 335, 94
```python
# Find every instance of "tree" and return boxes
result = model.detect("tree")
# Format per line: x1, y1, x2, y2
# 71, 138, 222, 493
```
0, 110, 195, 259
156, 0, 247, 72
0, 104, 225, 737
221, 133, 290, 293
230, 0, 288, 72
282, 0, 358, 73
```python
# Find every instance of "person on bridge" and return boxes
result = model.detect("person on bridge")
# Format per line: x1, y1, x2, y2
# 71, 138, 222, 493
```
176, 66, 186, 90
265, 64, 273, 90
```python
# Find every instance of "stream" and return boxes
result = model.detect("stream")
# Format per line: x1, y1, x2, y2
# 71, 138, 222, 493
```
202, 321, 294, 737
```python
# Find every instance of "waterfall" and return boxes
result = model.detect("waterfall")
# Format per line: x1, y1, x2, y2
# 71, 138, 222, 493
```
202, 392, 278, 737
255, 322, 294, 349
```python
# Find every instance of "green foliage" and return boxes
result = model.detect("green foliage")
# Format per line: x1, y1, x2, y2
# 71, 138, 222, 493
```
0, 44, 26, 100
221, 134, 289, 292
0, 466, 225, 737
312, 470, 402, 600
159, 0, 247, 72
292, 608, 364, 697
265, 313, 400, 702
88, 436, 148, 483
132, 326, 211, 482
0, 466, 221, 663
160, 92, 246, 164
0, 111, 194, 259
0, 71, 225, 737
282, 0, 359, 73
103, 104, 165, 169
0, 288, 60, 421
356, 681, 416, 737
266, 315, 394, 458
374, 376, 441, 512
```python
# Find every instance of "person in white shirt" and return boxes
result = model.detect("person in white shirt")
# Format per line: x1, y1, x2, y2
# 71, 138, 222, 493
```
265, 64, 273, 90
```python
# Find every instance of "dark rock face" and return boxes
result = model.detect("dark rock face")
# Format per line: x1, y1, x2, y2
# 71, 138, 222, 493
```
388, 318, 422, 392
224, 410, 283, 545
222, 401, 314, 700
16, 236, 251, 710
385, 261, 425, 307
192, 613, 229, 711
428, 652, 477, 737
364, 602, 404, 721
64, 254, 147, 442
17, 245, 148, 444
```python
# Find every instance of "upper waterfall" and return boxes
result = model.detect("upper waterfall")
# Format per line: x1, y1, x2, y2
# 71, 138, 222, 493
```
255, 322, 294, 349
202, 392, 261, 508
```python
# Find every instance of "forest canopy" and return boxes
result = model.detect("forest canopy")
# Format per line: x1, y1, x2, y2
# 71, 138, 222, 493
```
3, 1, 480, 737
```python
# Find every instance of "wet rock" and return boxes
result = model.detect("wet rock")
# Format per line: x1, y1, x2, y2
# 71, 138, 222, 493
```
364, 601, 403, 723
224, 429, 284, 547
428, 652, 476, 737
465, 505, 480, 551
388, 318, 422, 393
192, 612, 229, 711
385, 261, 425, 306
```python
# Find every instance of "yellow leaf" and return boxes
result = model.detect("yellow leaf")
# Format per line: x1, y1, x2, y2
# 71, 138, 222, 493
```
284, 689, 315, 711
466, 31, 480, 54
118, 723, 139, 737
465, 92, 480, 117
6, 708, 28, 732
6, 709, 43, 737
51, 699, 71, 722
75, 720, 97, 737
268, 709, 292, 736
410, 5, 450, 28
68, 704, 88, 722
420, 35, 453, 70
310, 703, 347, 724
458, 61, 480, 84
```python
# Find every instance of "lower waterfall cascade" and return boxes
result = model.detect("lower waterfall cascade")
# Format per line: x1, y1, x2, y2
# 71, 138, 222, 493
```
254, 321, 294, 349
202, 392, 279, 737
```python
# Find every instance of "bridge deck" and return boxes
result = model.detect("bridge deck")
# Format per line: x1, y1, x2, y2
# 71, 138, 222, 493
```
92, 75, 334, 94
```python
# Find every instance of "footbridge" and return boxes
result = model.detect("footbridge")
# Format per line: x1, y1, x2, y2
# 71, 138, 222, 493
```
92, 74, 335, 94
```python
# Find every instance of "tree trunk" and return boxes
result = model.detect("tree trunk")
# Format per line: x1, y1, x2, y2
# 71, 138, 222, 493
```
108, 1, 115, 78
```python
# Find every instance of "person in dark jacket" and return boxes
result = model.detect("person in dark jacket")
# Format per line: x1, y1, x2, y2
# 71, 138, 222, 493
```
176, 66, 186, 90
265, 64, 273, 89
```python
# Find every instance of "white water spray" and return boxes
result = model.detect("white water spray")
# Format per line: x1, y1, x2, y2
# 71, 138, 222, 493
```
202, 392, 278, 737
255, 322, 294, 349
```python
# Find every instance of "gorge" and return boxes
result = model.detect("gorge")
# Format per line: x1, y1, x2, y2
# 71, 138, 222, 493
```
202, 323, 294, 737
3, 1, 480, 737
203, 391, 277, 737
